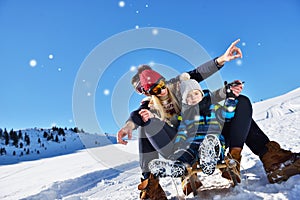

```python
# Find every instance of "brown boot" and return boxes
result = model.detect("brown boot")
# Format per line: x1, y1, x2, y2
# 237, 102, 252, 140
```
261, 141, 300, 183
138, 173, 167, 200
221, 148, 242, 183
181, 174, 202, 196
181, 162, 202, 196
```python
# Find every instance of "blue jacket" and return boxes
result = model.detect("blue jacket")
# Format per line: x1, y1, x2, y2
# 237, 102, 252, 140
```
174, 90, 238, 160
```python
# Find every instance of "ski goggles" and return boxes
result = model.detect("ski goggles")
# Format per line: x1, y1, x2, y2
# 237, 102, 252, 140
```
147, 79, 166, 95
133, 80, 144, 95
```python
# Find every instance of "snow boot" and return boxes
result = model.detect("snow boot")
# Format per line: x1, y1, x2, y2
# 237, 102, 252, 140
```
148, 159, 187, 178
138, 173, 167, 200
221, 148, 242, 183
261, 141, 300, 183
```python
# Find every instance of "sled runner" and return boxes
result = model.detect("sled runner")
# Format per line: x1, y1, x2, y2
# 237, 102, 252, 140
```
183, 156, 240, 196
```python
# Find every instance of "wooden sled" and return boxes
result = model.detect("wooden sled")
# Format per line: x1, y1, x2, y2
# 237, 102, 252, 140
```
184, 157, 240, 197
149, 134, 240, 197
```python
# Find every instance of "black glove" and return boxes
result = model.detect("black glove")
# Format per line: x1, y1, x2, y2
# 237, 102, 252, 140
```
224, 80, 244, 99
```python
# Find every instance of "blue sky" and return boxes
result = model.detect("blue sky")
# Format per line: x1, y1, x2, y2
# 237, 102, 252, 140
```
0, 0, 299, 134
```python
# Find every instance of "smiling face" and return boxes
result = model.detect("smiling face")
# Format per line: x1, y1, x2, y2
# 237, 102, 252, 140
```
186, 89, 203, 105
156, 87, 168, 97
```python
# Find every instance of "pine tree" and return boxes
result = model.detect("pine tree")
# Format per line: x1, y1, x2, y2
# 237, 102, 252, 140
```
4, 129, 9, 145
0, 148, 6, 155
47, 133, 54, 141
24, 134, 30, 146
55, 135, 59, 143
0, 128, 3, 138
58, 128, 65, 136
10, 130, 19, 147
18, 130, 23, 140
74, 127, 79, 133
43, 131, 48, 138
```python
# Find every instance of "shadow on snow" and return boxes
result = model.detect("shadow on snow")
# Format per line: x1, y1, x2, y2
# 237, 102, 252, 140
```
21, 161, 139, 200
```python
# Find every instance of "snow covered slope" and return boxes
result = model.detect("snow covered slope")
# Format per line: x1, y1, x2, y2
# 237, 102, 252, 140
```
253, 87, 300, 121
1, 88, 300, 200
0, 128, 116, 165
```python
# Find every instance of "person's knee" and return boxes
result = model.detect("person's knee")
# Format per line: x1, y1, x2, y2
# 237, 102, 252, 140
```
144, 118, 164, 134
237, 95, 253, 114
237, 94, 251, 103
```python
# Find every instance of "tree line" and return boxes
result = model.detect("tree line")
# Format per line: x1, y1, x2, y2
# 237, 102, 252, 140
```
0, 127, 84, 156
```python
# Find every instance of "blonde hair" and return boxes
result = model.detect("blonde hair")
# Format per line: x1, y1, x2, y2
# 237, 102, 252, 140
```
149, 87, 181, 122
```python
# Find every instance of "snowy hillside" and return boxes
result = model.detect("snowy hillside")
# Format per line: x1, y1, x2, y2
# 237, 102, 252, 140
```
253, 87, 300, 121
1, 88, 300, 200
0, 127, 117, 165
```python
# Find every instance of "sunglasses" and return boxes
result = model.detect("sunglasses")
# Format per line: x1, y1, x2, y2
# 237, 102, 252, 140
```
148, 79, 166, 95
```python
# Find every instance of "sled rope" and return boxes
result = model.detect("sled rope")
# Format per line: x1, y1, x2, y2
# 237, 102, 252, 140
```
171, 176, 181, 200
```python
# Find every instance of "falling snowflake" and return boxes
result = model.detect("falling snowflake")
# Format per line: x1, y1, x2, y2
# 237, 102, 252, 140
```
136, 10, 139, 14
148, 61, 155, 66
87, 92, 92, 97
257, 42, 262, 46
104, 89, 110, 96
145, 4, 149, 8
58, 67, 62, 72
152, 29, 158, 35
135, 25, 139, 29
29, 59, 37, 67
130, 66, 136, 72
118, 1, 125, 7
242, 42, 246, 46
236, 59, 242, 66
48, 54, 54, 59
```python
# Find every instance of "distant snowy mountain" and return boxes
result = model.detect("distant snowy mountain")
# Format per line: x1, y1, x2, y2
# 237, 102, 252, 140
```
0, 88, 300, 200
0, 127, 117, 165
